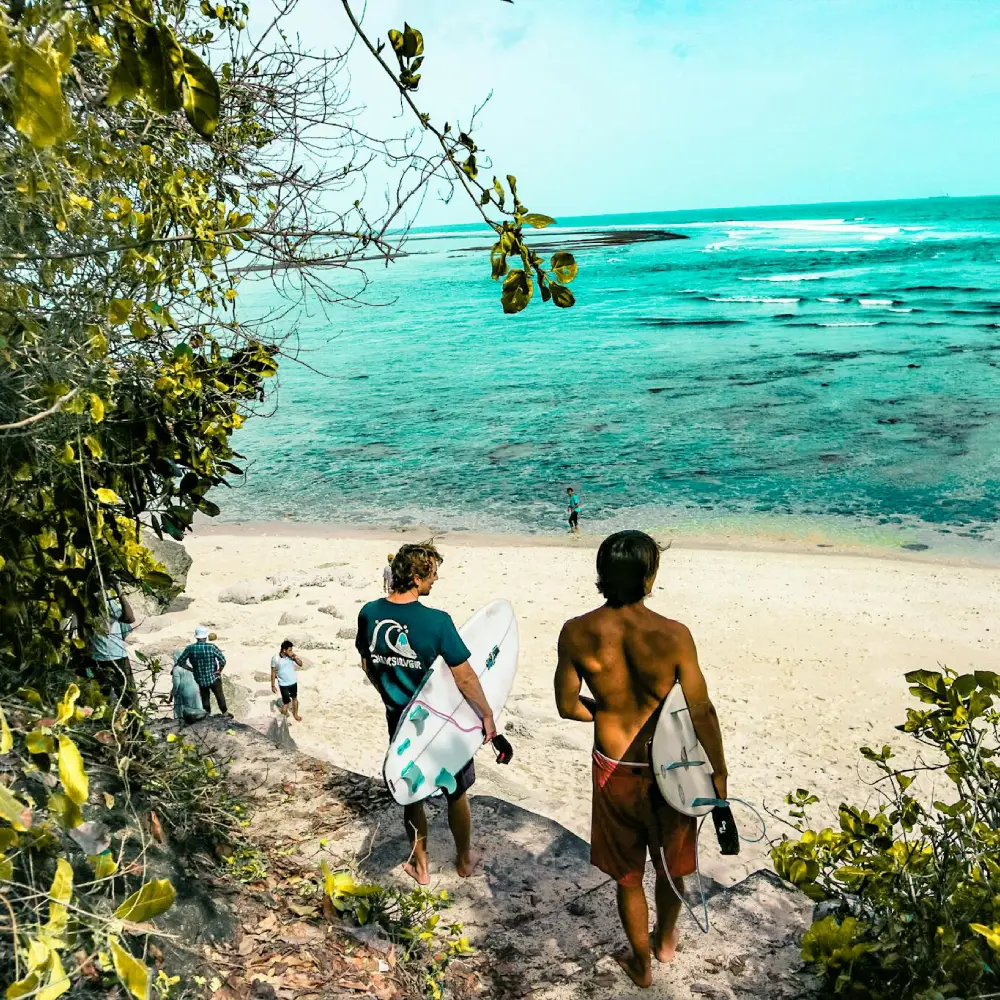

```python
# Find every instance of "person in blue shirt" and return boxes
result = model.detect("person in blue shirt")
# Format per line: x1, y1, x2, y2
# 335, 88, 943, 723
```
356, 543, 495, 885
567, 487, 581, 533
89, 589, 137, 708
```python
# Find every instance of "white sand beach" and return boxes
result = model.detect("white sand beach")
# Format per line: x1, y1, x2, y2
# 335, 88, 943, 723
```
134, 526, 1000, 884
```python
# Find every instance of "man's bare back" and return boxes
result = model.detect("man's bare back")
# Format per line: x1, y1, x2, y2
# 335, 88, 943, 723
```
557, 603, 701, 763
554, 530, 730, 990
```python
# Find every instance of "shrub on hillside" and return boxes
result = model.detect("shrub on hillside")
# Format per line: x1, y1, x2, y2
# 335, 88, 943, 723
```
772, 667, 1000, 1000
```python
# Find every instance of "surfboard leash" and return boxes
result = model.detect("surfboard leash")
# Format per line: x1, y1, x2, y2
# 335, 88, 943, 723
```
658, 797, 768, 936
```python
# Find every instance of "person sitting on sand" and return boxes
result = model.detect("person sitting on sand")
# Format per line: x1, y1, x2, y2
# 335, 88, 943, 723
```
554, 530, 729, 989
271, 639, 303, 721
383, 552, 395, 594
356, 543, 496, 885
168, 651, 208, 725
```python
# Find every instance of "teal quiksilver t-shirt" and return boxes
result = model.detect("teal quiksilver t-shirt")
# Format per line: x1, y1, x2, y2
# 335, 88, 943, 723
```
356, 598, 471, 709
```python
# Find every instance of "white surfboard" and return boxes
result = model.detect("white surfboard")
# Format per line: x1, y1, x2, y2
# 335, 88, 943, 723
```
383, 599, 518, 806
651, 681, 717, 818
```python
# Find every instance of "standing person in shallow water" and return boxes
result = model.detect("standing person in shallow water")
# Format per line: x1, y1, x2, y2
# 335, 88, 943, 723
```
567, 487, 581, 533
554, 530, 730, 990
356, 543, 497, 884
383, 552, 395, 594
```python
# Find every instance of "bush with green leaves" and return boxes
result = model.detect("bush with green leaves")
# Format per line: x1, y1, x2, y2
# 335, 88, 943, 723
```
321, 860, 473, 999
771, 667, 1000, 999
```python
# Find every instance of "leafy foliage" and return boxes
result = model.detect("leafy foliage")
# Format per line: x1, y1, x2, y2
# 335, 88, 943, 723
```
772, 668, 1000, 999
320, 860, 473, 999
346, 4, 580, 315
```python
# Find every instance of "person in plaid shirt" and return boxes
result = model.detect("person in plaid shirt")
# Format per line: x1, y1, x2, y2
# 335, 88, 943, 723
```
175, 626, 231, 717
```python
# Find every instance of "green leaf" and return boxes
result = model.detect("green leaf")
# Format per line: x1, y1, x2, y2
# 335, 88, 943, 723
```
139, 25, 183, 114
550, 251, 578, 284
115, 878, 177, 923
107, 30, 143, 106
12, 40, 71, 148
177, 46, 222, 137
26, 730, 56, 755
519, 213, 555, 229
501, 269, 533, 314
0, 703, 11, 755
55, 683, 80, 726
48, 791, 83, 830
388, 28, 404, 54
971, 922, 1000, 951
110, 936, 151, 1000
107, 299, 133, 325
401, 23, 424, 58
549, 284, 575, 309
47, 858, 73, 935
87, 851, 119, 879
58, 735, 88, 805
0, 785, 32, 831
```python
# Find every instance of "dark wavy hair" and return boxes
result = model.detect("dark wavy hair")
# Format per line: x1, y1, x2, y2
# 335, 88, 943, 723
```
596, 530, 661, 607
391, 542, 444, 593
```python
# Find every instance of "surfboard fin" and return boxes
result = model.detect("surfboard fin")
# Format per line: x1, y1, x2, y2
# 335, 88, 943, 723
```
434, 768, 457, 796
400, 762, 424, 795
409, 704, 429, 735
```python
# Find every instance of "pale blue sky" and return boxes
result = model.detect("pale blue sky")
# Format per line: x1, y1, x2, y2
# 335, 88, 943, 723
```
293, 1, 1000, 222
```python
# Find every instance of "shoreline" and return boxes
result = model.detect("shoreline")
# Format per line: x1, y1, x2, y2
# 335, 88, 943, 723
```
193, 517, 1000, 569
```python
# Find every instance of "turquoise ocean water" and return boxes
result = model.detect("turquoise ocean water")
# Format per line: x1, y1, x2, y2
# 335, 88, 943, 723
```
229, 196, 1000, 555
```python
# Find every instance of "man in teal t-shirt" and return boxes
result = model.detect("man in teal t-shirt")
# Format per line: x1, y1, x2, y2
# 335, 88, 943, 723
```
356, 542, 495, 885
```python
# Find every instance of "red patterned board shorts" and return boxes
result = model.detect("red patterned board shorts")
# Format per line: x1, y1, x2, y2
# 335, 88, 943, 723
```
590, 749, 697, 887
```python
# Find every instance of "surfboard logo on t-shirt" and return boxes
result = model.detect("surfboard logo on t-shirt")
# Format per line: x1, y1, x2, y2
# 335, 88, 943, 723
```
370, 619, 420, 662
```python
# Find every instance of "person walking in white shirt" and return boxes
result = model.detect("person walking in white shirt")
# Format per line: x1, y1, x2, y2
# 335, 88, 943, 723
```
271, 640, 303, 721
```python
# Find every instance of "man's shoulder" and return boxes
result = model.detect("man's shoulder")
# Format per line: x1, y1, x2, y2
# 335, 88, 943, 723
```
358, 598, 386, 618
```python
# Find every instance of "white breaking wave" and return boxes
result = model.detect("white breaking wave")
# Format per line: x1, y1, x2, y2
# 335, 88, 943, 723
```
818, 297, 846, 303
819, 321, 880, 327
859, 298, 894, 307
740, 270, 858, 282
707, 296, 801, 304
780, 246, 871, 253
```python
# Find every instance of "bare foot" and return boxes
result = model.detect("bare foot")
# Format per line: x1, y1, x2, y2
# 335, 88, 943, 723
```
402, 859, 430, 886
293, 713, 303, 722
614, 949, 652, 989
652, 925, 680, 963
456, 850, 481, 878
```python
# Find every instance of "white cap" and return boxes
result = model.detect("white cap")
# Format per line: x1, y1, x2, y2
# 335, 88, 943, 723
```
194, 626, 210, 639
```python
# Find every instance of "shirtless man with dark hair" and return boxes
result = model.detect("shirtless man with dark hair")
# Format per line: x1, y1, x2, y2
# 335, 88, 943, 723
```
555, 530, 729, 989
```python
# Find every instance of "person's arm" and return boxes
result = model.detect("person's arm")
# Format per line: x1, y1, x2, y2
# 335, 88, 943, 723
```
356, 613, 374, 682
554, 624, 595, 723
175, 646, 191, 671
675, 626, 729, 801
270, 658, 278, 694
449, 663, 497, 742
215, 647, 226, 670
117, 592, 136, 625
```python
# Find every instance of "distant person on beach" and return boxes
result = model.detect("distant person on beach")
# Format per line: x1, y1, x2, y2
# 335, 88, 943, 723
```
89, 587, 137, 708
271, 639, 303, 721
356, 543, 496, 885
554, 530, 729, 989
383, 553, 395, 594
567, 487, 581, 533
175, 626, 232, 718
